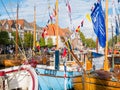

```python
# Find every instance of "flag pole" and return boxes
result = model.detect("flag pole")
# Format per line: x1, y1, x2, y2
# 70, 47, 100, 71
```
15, 3, 19, 60
33, 6, 36, 51
104, 0, 109, 71
56, 0, 59, 50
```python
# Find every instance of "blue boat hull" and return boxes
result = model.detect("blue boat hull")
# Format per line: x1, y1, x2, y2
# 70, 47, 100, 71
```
36, 68, 80, 90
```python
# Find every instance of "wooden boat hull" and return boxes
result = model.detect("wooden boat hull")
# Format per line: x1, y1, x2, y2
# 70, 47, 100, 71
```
0, 65, 38, 90
72, 75, 120, 90
1, 59, 24, 67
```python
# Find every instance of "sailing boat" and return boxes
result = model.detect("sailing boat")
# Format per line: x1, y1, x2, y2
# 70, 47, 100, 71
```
0, 3, 38, 90
72, 0, 120, 90
1, 4, 25, 67
34, 0, 83, 90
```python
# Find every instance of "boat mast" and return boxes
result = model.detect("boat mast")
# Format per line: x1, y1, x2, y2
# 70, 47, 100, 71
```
56, 0, 59, 50
111, 24, 114, 69
96, 38, 98, 52
104, 0, 109, 71
33, 6, 36, 50
15, 3, 19, 60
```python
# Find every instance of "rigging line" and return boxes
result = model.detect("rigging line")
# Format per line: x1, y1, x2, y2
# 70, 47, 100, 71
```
41, 0, 51, 26
9, 0, 16, 20
1, 0, 13, 20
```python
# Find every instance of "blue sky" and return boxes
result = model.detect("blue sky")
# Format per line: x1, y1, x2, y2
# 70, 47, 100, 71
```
0, 0, 120, 40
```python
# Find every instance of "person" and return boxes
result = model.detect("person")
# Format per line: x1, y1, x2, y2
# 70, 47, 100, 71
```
0, 48, 2, 54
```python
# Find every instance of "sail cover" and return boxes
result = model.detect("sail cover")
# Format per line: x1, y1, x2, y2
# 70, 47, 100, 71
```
91, 2, 106, 48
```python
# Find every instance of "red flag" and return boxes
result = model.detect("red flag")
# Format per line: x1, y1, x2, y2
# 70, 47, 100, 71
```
66, 0, 71, 13
76, 25, 80, 32
42, 28, 48, 38
62, 48, 67, 57
53, 9, 56, 17
42, 32, 44, 38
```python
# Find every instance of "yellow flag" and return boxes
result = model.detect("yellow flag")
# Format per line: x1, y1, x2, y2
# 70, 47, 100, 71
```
86, 14, 91, 22
36, 41, 40, 46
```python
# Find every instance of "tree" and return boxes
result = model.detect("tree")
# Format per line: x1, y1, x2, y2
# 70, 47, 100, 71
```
85, 38, 96, 48
78, 31, 96, 48
39, 37, 45, 47
24, 33, 33, 48
47, 37, 53, 48
108, 35, 119, 48
0, 31, 10, 45
11, 31, 23, 47
79, 31, 86, 45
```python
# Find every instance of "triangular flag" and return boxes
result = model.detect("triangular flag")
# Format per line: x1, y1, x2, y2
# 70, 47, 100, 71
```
86, 14, 91, 22
76, 25, 80, 32
71, 33, 75, 40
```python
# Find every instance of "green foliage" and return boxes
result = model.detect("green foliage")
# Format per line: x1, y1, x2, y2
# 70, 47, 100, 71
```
79, 31, 86, 44
11, 31, 23, 46
0, 31, 10, 45
108, 35, 120, 48
24, 32, 33, 48
85, 38, 96, 48
78, 31, 96, 48
39, 37, 45, 47
47, 37, 53, 48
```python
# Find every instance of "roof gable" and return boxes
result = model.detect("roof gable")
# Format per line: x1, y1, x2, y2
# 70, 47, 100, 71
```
43, 24, 70, 36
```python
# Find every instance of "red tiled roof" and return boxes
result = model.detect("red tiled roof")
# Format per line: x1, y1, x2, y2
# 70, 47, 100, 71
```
7, 20, 14, 26
1, 19, 25, 27
43, 24, 70, 36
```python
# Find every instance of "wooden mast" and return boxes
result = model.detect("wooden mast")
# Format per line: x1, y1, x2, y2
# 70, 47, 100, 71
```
56, 0, 59, 50
96, 38, 98, 52
33, 6, 36, 50
15, 3, 19, 60
104, 0, 109, 71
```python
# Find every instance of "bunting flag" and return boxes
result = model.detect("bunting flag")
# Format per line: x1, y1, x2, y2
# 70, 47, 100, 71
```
91, 52, 104, 58
115, 18, 119, 36
71, 33, 75, 40
53, 9, 57, 17
66, 0, 72, 23
91, 6, 94, 11
86, 14, 91, 22
81, 20, 84, 27
66, 0, 71, 13
62, 48, 67, 57
36, 41, 40, 51
91, 1, 106, 48
76, 25, 80, 32
42, 29, 48, 38
67, 40, 72, 51
49, 13, 53, 23
118, 0, 120, 3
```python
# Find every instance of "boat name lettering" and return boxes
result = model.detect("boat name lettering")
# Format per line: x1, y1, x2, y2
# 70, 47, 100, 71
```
44, 69, 57, 76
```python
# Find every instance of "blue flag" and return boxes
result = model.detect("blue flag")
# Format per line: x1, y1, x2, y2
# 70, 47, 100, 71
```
91, 2, 106, 48
118, 0, 120, 3
91, 52, 104, 58
115, 19, 119, 36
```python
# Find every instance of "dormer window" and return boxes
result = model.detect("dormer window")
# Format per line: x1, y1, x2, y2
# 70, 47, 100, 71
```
18, 24, 21, 29
6, 24, 9, 29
